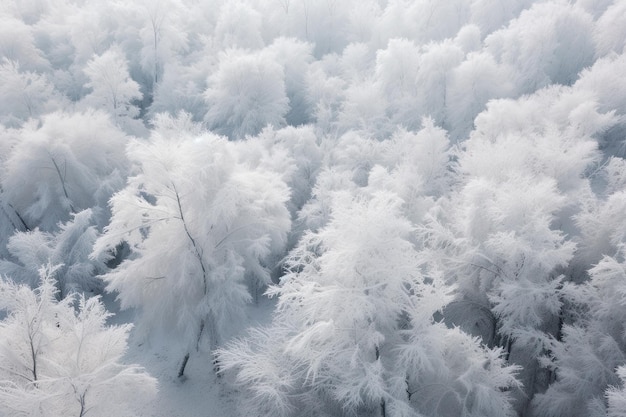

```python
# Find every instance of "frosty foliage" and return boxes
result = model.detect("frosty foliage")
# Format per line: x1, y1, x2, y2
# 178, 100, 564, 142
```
0, 209, 105, 298
0, 60, 66, 127
214, 1, 264, 50
219, 187, 519, 417
575, 188, 626, 269
0, 110, 128, 233
299, 118, 452, 234
93, 118, 291, 362
204, 49, 290, 139
2, 0, 626, 415
265, 37, 315, 126
0, 13, 50, 72
0, 265, 156, 417
413, 173, 575, 412
608, 366, 626, 417
82, 47, 143, 133
530, 248, 626, 417
241, 124, 323, 249
414, 49, 618, 411
484, 2, 595, 94
147, 61, 208, 122
137, 0, 189, 88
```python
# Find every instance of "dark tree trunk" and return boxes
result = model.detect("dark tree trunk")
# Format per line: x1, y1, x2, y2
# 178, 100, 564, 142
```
178, 353, 190, 378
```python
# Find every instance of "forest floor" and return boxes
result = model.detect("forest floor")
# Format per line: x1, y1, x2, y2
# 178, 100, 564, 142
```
124, 342, 235, 417
104, 293, 276, 417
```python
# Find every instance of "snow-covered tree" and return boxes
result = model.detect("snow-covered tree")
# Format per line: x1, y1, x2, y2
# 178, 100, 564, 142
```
370, 38, 422, 133
417, 173, 575, 414
376, 0, 470, 46
203, 49, 290, 139
264, 37, 315, 126
607, 366, 626, 417
137, 0, 189, 88
484, 2, 595, 95
469, 0, 533, 38
593, 1, 626, 58
0, 59, 65, 127
573, 52, 626, 158
0, 209, 105, 298
0, 265, 156, 417
213, 1, 264, 50
82, 47, 143, 133
530, 246, 626, 416
575, 188, 626, 272
92, 122, 291, 376
0, 13, 50, 72
0, 110, 128, 234
378, 119, 453, 200
147, 62, 208, 122
445, 51, 514, 139
242, 124, 322, 219
219, 188, 519, 417
417, 70, 616, 411
0, 110, 128, 263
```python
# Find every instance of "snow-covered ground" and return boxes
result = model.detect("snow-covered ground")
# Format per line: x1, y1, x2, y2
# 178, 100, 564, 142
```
104, 293, 276, 417
125, 342, 235, 417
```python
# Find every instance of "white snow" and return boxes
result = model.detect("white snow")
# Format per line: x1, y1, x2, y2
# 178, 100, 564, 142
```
104, 293, 276, 417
